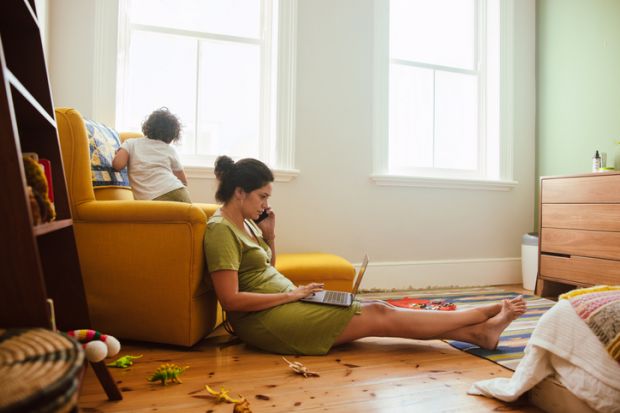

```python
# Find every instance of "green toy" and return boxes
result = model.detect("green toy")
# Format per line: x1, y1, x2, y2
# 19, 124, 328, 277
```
106, 354, 143, 368
147, 363, 189, 385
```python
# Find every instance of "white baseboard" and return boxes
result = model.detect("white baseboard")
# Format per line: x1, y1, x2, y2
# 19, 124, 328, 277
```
356, 257, 523, 290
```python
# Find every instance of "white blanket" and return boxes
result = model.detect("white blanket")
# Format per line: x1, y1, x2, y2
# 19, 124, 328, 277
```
468, 299, 620, 413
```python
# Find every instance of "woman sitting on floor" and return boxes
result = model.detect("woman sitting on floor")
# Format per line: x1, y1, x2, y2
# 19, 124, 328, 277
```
204, 155, 527, 355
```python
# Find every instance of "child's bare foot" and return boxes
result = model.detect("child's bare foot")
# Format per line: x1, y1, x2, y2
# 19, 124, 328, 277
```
475, 299, 524, 350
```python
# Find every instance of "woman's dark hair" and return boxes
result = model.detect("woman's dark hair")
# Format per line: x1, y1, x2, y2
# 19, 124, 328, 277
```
214, 155, 274, 203
142, 107, 181, 143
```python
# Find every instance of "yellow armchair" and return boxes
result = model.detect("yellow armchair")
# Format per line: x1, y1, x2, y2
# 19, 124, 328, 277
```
55, 107, 356, 347
56, 107, 217, 346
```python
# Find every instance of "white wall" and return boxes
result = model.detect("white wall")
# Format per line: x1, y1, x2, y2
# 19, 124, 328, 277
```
34, 0, 49, 56
48, 0, 98, 117
46, 0, 536, 290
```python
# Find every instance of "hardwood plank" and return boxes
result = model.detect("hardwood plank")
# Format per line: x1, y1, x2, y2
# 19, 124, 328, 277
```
80, 338, 535, 413
541, 204, 620, 231
78, 285, 542, 413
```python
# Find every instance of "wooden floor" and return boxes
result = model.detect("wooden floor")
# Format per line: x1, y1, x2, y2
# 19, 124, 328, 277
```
79, 285, 543, 413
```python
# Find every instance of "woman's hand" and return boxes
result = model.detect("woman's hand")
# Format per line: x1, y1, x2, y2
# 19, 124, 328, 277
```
211, 270, 323, 312
289, 283, 325, 301
257, 207, 276, 242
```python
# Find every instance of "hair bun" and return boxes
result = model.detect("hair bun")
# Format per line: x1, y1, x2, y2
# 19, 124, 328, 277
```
214, 155, 235, 180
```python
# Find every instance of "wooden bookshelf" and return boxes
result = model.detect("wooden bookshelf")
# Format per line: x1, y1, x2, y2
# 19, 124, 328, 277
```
0, 0, 90, 331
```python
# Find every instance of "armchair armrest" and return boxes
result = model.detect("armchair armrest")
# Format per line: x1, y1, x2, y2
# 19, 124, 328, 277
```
119, 131, 143, 142
75, 200, 207, 223
193, 202, 219, 220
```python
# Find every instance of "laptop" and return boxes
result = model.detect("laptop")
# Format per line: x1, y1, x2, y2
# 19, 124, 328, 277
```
300, 254, 369, 307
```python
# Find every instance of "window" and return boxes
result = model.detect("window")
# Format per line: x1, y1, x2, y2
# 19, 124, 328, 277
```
373, 0, 515, 189
115, 0, 296, 171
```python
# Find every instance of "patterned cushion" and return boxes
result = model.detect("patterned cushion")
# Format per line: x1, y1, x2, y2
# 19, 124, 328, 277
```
84, 119, 130, 188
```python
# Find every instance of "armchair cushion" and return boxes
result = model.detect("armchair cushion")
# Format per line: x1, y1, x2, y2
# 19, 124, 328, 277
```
85, 118, 129, 188
275, 253, 356, 292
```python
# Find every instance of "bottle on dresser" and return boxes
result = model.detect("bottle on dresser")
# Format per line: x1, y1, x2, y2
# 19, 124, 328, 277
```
592, 150, 602, 172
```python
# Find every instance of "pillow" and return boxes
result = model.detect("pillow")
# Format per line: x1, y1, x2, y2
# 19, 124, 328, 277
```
84, 119, 130, 188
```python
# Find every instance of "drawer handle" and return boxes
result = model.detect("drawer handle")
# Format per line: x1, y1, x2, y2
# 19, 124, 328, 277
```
541, 252, 571, 258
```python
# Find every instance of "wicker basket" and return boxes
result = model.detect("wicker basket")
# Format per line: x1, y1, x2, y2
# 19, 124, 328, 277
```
0, 328, 84, 413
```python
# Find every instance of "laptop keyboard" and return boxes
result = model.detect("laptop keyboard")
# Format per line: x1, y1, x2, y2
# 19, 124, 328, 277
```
324, 291, 348, 305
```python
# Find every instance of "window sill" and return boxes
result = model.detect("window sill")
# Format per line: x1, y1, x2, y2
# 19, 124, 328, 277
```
185, 165, 300, 182
370, 174, 518, 191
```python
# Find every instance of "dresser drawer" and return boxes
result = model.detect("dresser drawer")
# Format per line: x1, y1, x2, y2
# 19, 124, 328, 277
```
541, 204, 620, 231
542, 174, 620, 203
540, 254, 620, 286
540, 228, 620, 260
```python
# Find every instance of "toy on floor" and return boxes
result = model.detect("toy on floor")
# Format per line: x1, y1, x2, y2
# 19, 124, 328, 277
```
107, 354, 143, 368
233, 399, 252, 413
204, 385, 243, 403
66, 329, 120, 363
385, 298, 457, 311
282, 357, 320, 377
147, 363, 188, 385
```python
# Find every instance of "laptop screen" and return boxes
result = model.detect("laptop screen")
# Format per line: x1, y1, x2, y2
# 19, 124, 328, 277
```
351, 254, 369, 294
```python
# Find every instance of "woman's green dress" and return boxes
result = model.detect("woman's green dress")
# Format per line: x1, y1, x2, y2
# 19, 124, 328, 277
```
204, 213, 360, 355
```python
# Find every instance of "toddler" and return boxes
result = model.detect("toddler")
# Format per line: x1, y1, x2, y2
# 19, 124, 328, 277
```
113, 107, 191, 203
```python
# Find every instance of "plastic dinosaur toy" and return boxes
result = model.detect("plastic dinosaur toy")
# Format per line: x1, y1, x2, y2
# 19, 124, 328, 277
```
204, 385, 243, 403
147, 363, 189, 385
233, 399, 253, 413
107, 354, 143, 368
282, 357, 320, 377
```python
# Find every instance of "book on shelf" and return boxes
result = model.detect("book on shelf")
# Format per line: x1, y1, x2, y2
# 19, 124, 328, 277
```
38, 158, 54, 203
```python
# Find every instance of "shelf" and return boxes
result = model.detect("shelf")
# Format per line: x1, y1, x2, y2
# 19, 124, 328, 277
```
0, 6, 51, 115
1, 1, 90, 331
9, 79, 71, 222
6, 68, 55, 127
33, 219, 73, 236
22, 0, 39, 26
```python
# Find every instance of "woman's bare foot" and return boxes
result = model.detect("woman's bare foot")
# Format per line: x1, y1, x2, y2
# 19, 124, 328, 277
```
508, 295, 527, 316
474, 299, 525, 350
467, 295, 527, 320
473, 302, 502, 319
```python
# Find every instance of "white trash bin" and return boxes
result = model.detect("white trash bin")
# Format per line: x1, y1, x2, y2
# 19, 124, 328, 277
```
521, 232, 539, 291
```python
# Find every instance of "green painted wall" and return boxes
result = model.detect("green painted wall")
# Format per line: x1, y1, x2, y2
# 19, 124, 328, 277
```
535, 0, 620, 227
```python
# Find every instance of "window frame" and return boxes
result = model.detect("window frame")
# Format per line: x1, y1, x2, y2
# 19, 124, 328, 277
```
92, 0, 299, 180
372, 0, 517, 191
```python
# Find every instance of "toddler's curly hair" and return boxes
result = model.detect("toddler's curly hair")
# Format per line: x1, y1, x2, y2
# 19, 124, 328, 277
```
141, 107, 181, 143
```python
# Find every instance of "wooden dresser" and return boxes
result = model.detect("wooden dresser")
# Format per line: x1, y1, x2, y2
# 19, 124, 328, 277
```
536, 172, 620, 297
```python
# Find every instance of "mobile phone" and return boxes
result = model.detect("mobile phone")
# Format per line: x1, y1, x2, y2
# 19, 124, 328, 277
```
254, 210, 269, 223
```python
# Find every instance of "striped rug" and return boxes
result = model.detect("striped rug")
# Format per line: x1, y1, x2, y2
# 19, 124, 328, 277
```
358, 287, 556, 371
